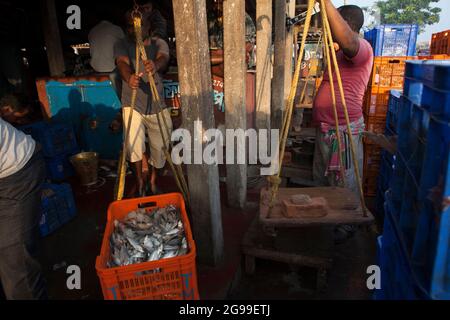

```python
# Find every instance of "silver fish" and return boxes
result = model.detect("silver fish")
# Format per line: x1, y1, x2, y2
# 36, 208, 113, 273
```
111, 248, 122, 266
142, 236, 154, 251
162, 250, 178, 259
148, 245, 163, 262
166, 228, 180, 236
108, 205, 187, 268
126, 211, 137, 220
163, 245, 179, 251
166, 237, 181, 247
119, 245, 130, 265
127, 237, 145, 253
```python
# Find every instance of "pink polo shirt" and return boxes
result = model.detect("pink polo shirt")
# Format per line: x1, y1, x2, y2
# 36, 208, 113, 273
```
313, 38, 374, 126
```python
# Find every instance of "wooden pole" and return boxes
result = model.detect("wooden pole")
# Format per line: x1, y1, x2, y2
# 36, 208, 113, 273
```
271, 0, 286, 130
172, 0, 224, 266
223, 0, 247, 209
42, 0, 65, 76
255, 0, 273, 132
284, 0, 296, 102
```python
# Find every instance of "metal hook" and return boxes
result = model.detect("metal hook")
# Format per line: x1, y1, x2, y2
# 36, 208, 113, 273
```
131, 0, 142, 20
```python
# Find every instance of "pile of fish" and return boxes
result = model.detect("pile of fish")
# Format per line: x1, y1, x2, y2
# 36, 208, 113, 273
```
108, 205, 188, 268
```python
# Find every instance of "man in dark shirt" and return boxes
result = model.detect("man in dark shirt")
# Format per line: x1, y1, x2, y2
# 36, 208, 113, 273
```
115, 9, 172, 197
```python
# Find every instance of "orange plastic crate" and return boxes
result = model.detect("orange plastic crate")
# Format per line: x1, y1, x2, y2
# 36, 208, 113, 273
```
363, 143, 382, 173
364, 115, 387, 145
369, 56, 416, 91
363, 171, 378, 197
364, 87, 391, 117
95, 193, 199, 300
417, 54, 450, 60
363, 143, 382, 198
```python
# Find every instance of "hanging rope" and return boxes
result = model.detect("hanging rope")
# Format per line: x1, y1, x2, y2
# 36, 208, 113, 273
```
114, 12, 142, 201
267, 0, 315, 216
115, 13, 190, 207
134, 15, 191, 206
320, 9, 346, 184
268, 0, 367, 217
319, 0, 367, 216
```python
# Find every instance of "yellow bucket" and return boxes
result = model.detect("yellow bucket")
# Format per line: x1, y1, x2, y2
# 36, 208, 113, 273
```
70, 152, 99, 186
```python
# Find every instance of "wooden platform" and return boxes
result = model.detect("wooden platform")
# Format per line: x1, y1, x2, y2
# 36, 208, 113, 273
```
242, 218, 333, 291
260, 187, 374, 228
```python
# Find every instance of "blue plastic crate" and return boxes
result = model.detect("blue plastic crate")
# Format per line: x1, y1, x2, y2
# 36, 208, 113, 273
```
378, 151, 395, 192
386, 112, 450, 299
390, 96, 415, 212
375, 186, 386, 220
386, 90, 403, 134
40, 183, 77, 237
404, 61, 450, 119
18, 121, 79, 158
379, 194, 432, 300
404, 60, 450, 91
414, 116, 450, 299
377, 200, 423, 300
432, 209, 450, 300
364, 24, 418, 57
374, 236, 384, 300
397, 97, 429, 162
45, 153, 75, 181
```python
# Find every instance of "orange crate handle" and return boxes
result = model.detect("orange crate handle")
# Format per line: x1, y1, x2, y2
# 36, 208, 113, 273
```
138, 201, 158, 209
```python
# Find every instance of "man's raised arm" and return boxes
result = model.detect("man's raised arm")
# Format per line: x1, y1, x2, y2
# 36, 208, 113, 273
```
322, 0, 360, 58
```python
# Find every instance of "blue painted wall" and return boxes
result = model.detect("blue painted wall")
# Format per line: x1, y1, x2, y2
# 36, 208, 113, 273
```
45, 80, 123, 160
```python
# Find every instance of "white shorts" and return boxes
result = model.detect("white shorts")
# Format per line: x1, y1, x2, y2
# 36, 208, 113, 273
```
122, 107, 173, 169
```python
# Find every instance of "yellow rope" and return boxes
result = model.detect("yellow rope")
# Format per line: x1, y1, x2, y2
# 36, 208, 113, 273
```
268, 0, 367, 217
115, 15, 190, 206
268, 0, 315, 215
114, 16, 141, 201
319, 0, 367, 216
134, 16, 191, 206
320, 8, 346, 184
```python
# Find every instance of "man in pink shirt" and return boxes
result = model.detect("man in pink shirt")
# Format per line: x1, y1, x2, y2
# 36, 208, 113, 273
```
313, 2, 373, 192
313, 2, 373, 242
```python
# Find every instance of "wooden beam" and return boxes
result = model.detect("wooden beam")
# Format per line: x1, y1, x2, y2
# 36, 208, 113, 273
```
172, 0, 224, 266
42, 0, 65, 76
284, 0, 296, 102
255, 0, 272, 132
223, 0, 247, 209
271, 0, 286, 130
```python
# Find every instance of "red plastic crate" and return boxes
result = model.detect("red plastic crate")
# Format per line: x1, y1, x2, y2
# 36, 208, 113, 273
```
431, 30, 450, 55
95, 193, 199, 300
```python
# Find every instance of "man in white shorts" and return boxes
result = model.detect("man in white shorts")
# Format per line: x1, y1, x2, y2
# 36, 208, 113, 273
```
115, 9, 172, 197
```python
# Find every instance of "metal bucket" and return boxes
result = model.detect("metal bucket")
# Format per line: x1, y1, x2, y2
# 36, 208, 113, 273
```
70, 152, 99, 186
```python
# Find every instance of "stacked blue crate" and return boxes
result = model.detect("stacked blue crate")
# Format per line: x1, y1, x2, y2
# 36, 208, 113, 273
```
40, 183, 77, 237
386, 90, 402, 134
364, 24, 418, 56
378, 193, 429, 300
18, 121, 79, 181
376, 61, 450, 300
404, 60, 450, 120
376, 91, 401, 220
